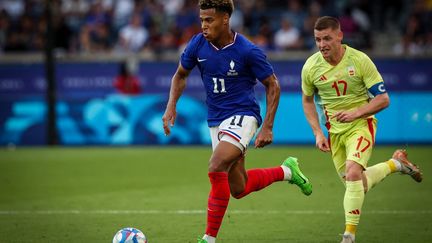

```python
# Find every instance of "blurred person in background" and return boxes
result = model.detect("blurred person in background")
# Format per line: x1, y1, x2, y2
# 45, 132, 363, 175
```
114, 61, 141, 95
0, 0, 24, 20
0, 0, 426, 56
274, 17, 303, 50
394, 0, 431, 55
117, 13, 148, 53
78, 1, 112, 52
61, 0, 90, 32
109, 0, 135, 30
281, 0, 306, 31
302, 0, 322, 50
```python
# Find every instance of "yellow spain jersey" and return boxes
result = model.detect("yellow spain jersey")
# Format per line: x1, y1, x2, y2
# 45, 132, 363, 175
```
301, 45, 383, 134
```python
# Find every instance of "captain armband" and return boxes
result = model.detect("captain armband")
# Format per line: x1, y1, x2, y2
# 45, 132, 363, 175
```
368, 82, 387, 96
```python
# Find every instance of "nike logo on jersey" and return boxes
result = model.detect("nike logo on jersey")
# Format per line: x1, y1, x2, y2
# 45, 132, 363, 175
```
197, 58, 207, 62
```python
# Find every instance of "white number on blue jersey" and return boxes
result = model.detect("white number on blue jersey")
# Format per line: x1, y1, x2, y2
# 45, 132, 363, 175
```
212, 78, 226, 93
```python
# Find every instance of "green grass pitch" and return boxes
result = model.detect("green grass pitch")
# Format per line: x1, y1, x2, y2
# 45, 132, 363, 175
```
0, 146, 431, 242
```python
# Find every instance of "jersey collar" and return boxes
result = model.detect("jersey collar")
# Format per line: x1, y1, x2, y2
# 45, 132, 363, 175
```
210, 32, 237, 51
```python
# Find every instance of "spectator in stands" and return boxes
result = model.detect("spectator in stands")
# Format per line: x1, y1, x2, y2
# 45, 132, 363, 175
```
78, 1, 112, 52
281, 0, 306, 31
339, 7, 359, 46
253, 22, 274, 52
117, 13, 148, 53
0, 0, 24, 20
61, 0, 90, 33
114, 61, 141, 95
79, 21, 112, 52
174, 0, 199, 32
395, 14, 427, 55
110, 0, 135, 30
229, 3, 244, 32
302, 0, 322, 50
0, 0, 428, 56
274, 17, 303, 50
3, 13, 33, 52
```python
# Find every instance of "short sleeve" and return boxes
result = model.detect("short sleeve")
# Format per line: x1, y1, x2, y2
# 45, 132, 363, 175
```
301, 62, 315, 96
360, 53, 383, 89
180, 35, 200, 70
247, 47, 274, 82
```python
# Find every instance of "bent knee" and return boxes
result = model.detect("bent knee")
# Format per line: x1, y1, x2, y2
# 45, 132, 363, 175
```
208, 157, 229, 172
345, 168, 363, 181
229, 184, 246, 199
345, 173, 362, 181
209, 154, 236, 172
231, 190, 245, 199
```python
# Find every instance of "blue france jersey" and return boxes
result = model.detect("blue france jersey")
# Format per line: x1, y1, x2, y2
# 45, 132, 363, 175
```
180, 32, 274, 127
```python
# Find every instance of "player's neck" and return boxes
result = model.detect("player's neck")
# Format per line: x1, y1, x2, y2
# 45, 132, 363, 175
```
326, 45, 346, 66
211, 29, 235, 49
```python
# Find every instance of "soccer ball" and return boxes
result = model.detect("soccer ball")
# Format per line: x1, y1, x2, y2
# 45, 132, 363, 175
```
112, 227, 147, 243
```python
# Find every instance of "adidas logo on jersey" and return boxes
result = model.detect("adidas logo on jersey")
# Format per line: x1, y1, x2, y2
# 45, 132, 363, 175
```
353, 152, 361, 158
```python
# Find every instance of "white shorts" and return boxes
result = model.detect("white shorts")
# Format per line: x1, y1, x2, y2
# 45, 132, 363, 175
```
209, 115, 258, 152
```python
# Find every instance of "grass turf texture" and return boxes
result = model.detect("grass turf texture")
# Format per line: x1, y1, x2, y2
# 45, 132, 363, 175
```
0, 146, 431, 242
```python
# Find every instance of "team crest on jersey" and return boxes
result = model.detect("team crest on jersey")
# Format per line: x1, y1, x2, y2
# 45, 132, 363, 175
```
347, 66, 355, 76
227, 60, 238, 76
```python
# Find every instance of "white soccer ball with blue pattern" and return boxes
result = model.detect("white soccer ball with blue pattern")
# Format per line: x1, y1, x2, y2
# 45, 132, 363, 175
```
112, 227, 147, 243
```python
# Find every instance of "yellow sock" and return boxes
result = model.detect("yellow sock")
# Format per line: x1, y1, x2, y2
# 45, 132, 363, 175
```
364, 161, 392, 191
386, 159, 398, 173
345, 224, 357, 235
344, 180, 364, 227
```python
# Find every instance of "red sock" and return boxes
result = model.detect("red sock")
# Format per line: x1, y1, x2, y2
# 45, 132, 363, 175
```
206, 172, 230, 237
234, 167, 284, 199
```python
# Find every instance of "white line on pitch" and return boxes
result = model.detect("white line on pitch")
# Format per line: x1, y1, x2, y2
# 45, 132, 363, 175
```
0, 210, 430, 215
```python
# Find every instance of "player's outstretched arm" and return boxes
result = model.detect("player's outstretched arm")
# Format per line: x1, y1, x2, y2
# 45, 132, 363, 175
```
255, 74, 280, 148
162, 64, 191, 136
302, 94, 330, 152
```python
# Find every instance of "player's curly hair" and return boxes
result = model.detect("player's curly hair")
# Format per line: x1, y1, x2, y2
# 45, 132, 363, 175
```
198, 0, 234, 16
314, 16, 340, 31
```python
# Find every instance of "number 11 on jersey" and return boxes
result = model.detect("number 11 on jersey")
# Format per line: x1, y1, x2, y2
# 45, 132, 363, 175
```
212, 78, 226, 93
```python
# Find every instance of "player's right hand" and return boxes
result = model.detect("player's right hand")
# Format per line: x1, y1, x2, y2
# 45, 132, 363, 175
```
162, 108, 176, 136
254, 126, 273, 148
315, 132, 330, 152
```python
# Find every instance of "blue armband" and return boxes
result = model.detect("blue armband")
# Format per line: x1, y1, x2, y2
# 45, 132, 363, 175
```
368, 82, 387, 96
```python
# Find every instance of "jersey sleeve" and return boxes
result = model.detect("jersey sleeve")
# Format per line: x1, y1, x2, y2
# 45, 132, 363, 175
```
180, 35, 199, 70
247, 47, 274, 82
301, 61, 315, 96
359, 53, 383, 89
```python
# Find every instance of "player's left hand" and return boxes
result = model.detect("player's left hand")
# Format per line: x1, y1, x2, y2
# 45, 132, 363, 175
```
254, 127, 273, 148
332, 110, 359, 123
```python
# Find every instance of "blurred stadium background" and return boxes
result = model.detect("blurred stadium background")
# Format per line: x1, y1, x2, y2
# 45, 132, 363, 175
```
0, 0, 431, 242
0, 0, 431, 146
